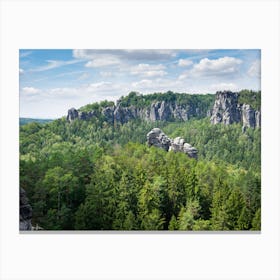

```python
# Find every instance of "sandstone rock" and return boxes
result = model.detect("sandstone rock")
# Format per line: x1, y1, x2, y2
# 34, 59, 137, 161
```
147, 128, 198, 159
67, 108, 79, 122
255, 111, 261, 128
147, 128, 171, 151
210, 91, 241, 125
210, 91, 261, 130
20, 188, 32, 231
102, 106, 115, 124
241, 104, 256, 130
169, 136, 198, 159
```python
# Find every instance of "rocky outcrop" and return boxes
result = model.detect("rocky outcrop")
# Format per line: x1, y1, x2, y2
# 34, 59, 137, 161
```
67, 99, 206, 124
169, 137, 198, 159
20, 188, 32, 231
66, 91, 260, 130
67, 108, 79, 122
147, 128, 171, 151
210, 91, 261, 130
147, 128, 198, 159
210, 91, 241, 125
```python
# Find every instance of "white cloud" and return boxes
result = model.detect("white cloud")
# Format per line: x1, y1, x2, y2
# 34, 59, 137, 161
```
132, 79, 153, 88
100, 71, 113, 77
178, 72, 189, 80
19, 68, 24, 74
73, 49, 177, 61
248, 60, 261, 78
20, 51, 32, 58
130, 63, 167, 77
131, 78, 183, 92
85, 56, 120, 68
178, 59, 193, 67
22, 87, 41, 94
210, 82, 239, 92
31, 59, 82, 72
191, 56, 242, 76
78, 73, 90, 80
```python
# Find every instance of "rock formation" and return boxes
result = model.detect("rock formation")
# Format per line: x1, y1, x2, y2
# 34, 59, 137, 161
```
67, 99, 207, 124
169, 137, 198, 159
66, 108, 79, 122
20, 188, 32, 230
66, 91, 261, 131
210, 91, 261, 130
147, 128, 171, 151
147, 128, 198, 159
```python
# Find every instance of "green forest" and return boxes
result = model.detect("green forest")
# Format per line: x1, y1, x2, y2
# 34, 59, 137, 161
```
20, 91, 261, 231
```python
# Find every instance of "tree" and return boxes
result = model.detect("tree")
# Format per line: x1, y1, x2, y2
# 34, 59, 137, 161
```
251, 208, 261, 230
225, 187, 246, 230
168, 215, 178, 230
178, 200, 200, 230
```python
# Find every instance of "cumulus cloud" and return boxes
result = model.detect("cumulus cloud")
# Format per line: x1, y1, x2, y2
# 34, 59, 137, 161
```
248, 60, 261, 78
191, 56, 242, 76
178, 59, 193, 67
131, 78, 183, 92
130, 63, 167, 77
19, 68, 24, 74
178, 72, 189, 80
21, 81, 124, 102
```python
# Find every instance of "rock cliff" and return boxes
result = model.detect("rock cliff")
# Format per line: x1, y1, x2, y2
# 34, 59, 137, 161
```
147, 128, 198, 159
210, 91, 261, 130
67, 98, 208, 124
66, 91, 261, 130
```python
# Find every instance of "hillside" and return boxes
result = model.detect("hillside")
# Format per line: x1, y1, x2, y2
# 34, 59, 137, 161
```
20, 90, 261, 231
20, 118, 54, 126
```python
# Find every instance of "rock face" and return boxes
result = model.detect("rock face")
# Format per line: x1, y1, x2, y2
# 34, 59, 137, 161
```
20, 188, 32, 231
66, 91, 261, 131
210, 91, 261, 130
66, 108, 79, 122
147, 128, 171, 151
169, 137, 198, 159
67, 99, 206, 124
210, 91, 241, 125
147, 128, 198, 159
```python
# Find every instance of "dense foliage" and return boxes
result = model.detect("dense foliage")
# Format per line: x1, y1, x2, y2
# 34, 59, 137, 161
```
118, 91, 215, 110
20, 104, 261, 230
238, 89, 261, 110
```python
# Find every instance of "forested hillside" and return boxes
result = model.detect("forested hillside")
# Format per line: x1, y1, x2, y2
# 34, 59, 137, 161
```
20, 91, 261, 231
20, 118, 53, 126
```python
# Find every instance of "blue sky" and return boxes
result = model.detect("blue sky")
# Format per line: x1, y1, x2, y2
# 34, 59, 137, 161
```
19, 49, 261, 119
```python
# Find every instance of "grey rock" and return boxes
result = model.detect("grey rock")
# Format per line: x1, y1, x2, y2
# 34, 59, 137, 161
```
114, 105, 138, 124
169, 137, 198, 159
102, 106, 115, 124
210, 91, 240, 125
67, 108, 79, 122
255, 111, 261, 128
20, 188, 32, 231
147, 128, 171, 151
241, 104, 256, 130
210, 91, 261, 130
147, 128, 197, 159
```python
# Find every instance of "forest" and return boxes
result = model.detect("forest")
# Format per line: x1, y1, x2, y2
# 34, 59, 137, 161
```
20, 91, 261, 230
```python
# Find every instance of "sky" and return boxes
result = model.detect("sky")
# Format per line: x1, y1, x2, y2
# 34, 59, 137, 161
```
19, 49, 261, 119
